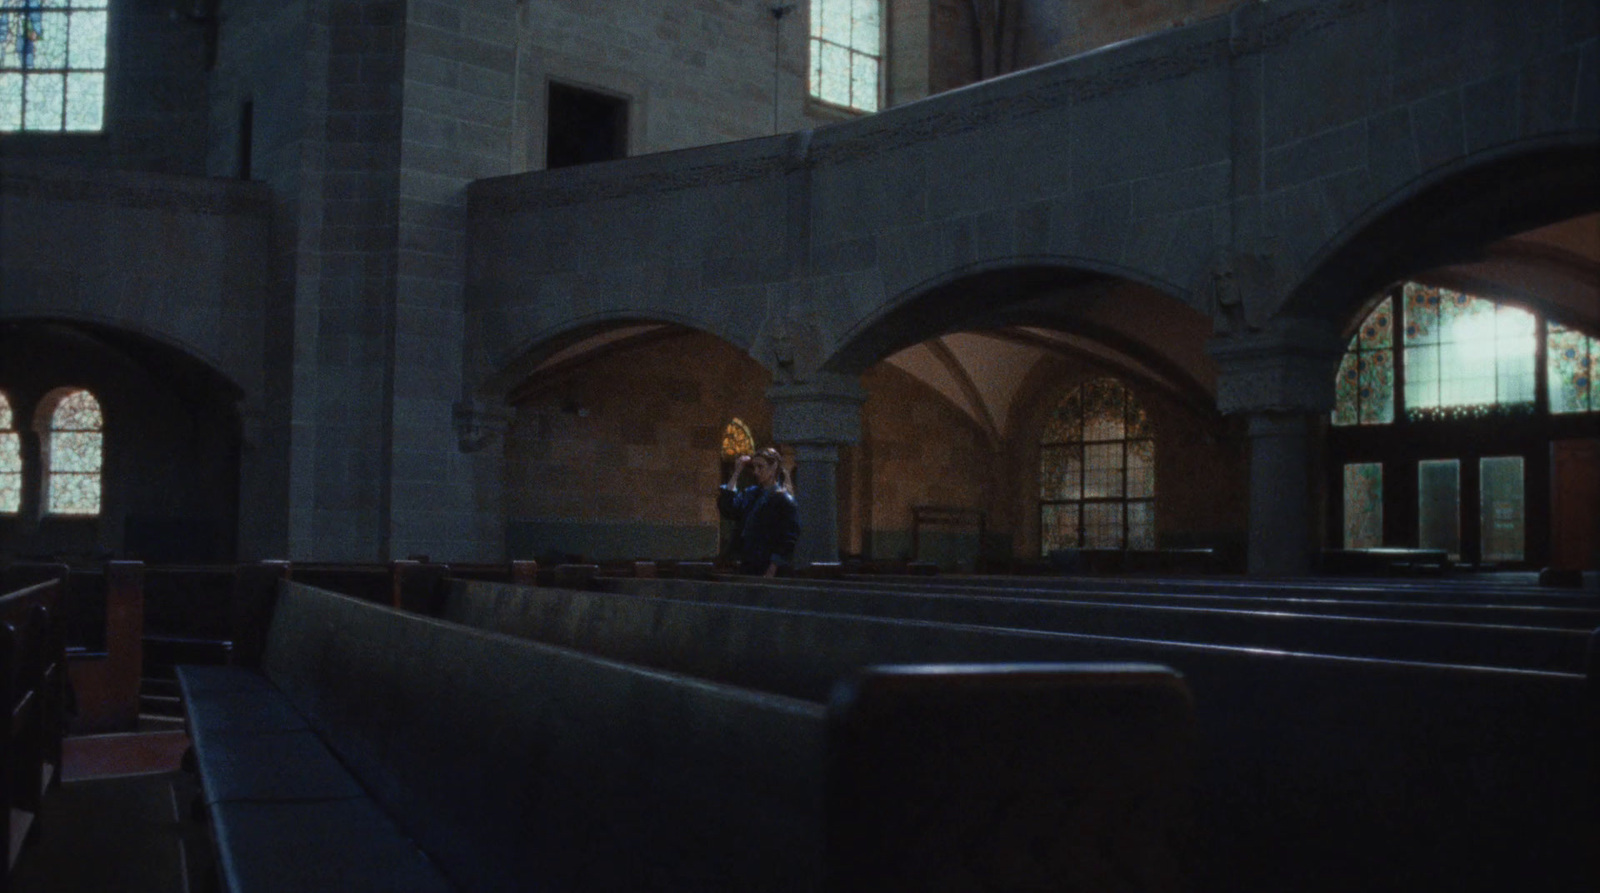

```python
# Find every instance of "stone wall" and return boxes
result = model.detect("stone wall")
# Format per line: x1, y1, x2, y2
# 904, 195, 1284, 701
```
502, 330, 774, 562
1017, 0, 1239, 65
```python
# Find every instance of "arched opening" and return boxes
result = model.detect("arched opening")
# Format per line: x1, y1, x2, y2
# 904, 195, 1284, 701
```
0, 319, 244, 563
497, 323, 774, 565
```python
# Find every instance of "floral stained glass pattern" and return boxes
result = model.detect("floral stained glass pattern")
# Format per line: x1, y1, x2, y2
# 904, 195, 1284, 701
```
720, 418, 755, 459
1039, 379, 1154, 554
46, 388, 101, 515
1, 1, 108, 132
1342, 463, 1382, 549
809, 0, 880, 112
1547, 323, 1597, 414
0, 392, 19, 514
1332, 297, 1395, 426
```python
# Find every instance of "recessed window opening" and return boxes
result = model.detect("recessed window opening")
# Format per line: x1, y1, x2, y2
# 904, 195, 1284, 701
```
546, 82, 628, 170
1039, 379, 1155, 553
809, 0, 881, 113
0, 1, 108, 132
40, 387, 102, 516
0, 391, 19, 514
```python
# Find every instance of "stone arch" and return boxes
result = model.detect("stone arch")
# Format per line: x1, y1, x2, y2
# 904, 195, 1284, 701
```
1284, 137, 1600, 328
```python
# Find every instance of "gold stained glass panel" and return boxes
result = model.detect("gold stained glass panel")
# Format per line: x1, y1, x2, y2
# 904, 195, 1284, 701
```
720, 418, 754, 459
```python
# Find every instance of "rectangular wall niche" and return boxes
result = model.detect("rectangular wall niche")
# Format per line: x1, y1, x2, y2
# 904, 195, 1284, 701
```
546, 82, 629, 169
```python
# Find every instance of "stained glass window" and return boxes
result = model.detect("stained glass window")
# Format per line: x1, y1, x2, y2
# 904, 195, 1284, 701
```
1417, 458, 1460, 559
1, 1, 108, 132
1332, 297, 1395, 426
1479, 456, 1524, 562
720, 417, 754, 459
1403, 283, 1536, 419
809, 0, 880, 113
1342, 462, 1382, 549
43, 388, 101, 515
0, 392, 19, 514
1039, 379, 1155, 553
1547, 323, 1598, 414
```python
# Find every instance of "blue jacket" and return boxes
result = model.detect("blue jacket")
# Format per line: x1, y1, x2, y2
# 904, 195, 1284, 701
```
718, 484, 800, 575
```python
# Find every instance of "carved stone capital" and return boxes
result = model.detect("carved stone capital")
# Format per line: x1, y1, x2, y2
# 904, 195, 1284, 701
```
767, 373, 866, 446
452, 398, 512, 453
1206, 318, 1345, 416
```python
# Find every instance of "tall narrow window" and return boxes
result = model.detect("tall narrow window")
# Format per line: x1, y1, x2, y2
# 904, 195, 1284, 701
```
1479, 456, 1525, 562
41, 388, 101, 516
1039, 379, 1155, 553
720, 418, 755, 459
0, 1, 109, 132
1342, 462, 1382, 549
1417, 459, 1460, 559
1547, 322, 1598, 414
1403, 283, 1536, 419
809, 0, 881, 113
0, 392, 20, 514
1332, 297, 1396, 426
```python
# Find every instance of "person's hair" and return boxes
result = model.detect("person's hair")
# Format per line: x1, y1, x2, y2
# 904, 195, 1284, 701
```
754, 446, 789, 491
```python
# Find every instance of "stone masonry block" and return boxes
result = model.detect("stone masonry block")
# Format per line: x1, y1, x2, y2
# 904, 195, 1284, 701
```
1264, 121, 1366, 192
1412, 90, 1466, 172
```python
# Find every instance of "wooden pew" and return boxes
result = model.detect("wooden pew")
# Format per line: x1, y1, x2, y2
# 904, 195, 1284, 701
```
440, 579, 1596, 893
179, 582, 1197, 893
598, 577, 1593, 673
0, 576, 69, 885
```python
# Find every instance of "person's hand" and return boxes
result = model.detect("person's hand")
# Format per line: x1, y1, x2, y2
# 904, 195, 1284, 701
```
734, 454, 751, 469
763, 562, 778, 578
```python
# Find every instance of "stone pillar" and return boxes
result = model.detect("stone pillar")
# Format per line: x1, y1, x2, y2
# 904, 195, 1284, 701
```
1208, 320, 1345, 577
768, 374, 866, 567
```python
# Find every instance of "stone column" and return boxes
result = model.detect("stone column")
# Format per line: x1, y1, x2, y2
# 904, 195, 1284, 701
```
1208, 320, 1345, 577
768, 374, 866, 567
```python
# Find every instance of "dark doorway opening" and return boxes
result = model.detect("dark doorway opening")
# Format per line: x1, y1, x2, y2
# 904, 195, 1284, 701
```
546, 82, 628, 169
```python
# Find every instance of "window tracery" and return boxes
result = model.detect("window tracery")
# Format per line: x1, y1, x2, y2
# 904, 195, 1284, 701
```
1039, 379, 1154, 553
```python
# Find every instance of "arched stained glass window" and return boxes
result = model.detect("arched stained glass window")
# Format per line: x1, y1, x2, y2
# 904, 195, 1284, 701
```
0, 391, 19, 514
1403, 283, 1535, 418
809, 0, 881, 113
1039, 379, 1155, 553
1333, 296, 1395, 425
42, 388, 101, 515
1548, 323, 1598, 414
0, 1, 109, 133
720, 418, 755, 459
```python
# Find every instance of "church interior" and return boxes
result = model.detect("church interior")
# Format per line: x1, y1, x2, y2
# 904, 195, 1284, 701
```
0, 1, 1596, 891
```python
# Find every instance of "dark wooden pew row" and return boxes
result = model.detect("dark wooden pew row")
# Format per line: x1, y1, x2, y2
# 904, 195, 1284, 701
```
440, 579, 1595, 893
906, 572, 1600, 606
765, 573, 1600, 629
0, 576, 69, 886
178, 582, 1197, 893
599, 577, 1592, 673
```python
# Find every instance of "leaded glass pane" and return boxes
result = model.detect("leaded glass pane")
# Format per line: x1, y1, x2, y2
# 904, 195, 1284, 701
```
850, 51, 878, 112
818, 41, 850, 105
1548, 323, 1596, 414
1479, 456, 1524, 563
1404, 282, 1441, 344
1417, 459, 1460, 559
1404, 285, 1537, 415
0, 392, 11, 429
1082, 502, 1123, 549
1039, 444, 1081, 500
1359, 351, 1395, 424
31, 12, 68, 68
1040, 503, 1078, 554
1333, 351, 1361, 426
1042, 390, 1082, 443
1081, 381, 1125, 441
1126, 439, 1154, 499
0, 20, 21, 69
720, 418, 754, 459
54, 390, 102, 429
820, 0, 851, 43
51, 430, 99, 472
24, 71, 63, 128
1082, 442, 1123, 498
0, 432, 18, 474
1405, 344, 1440, 408
1127, 501, 1155, 549
67, 9, 104, 69
1342, 462, 1382, 549
0, 72, 20, 129
1359, 297, 1395, 350
855, 0, 881, 55
48, 472, 98, 515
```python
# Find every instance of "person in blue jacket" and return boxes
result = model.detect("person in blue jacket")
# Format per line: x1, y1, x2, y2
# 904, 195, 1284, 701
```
718, 447, 800, 576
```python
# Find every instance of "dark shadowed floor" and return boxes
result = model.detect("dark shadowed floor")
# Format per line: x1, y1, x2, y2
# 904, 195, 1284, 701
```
10, 732, 210, 893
